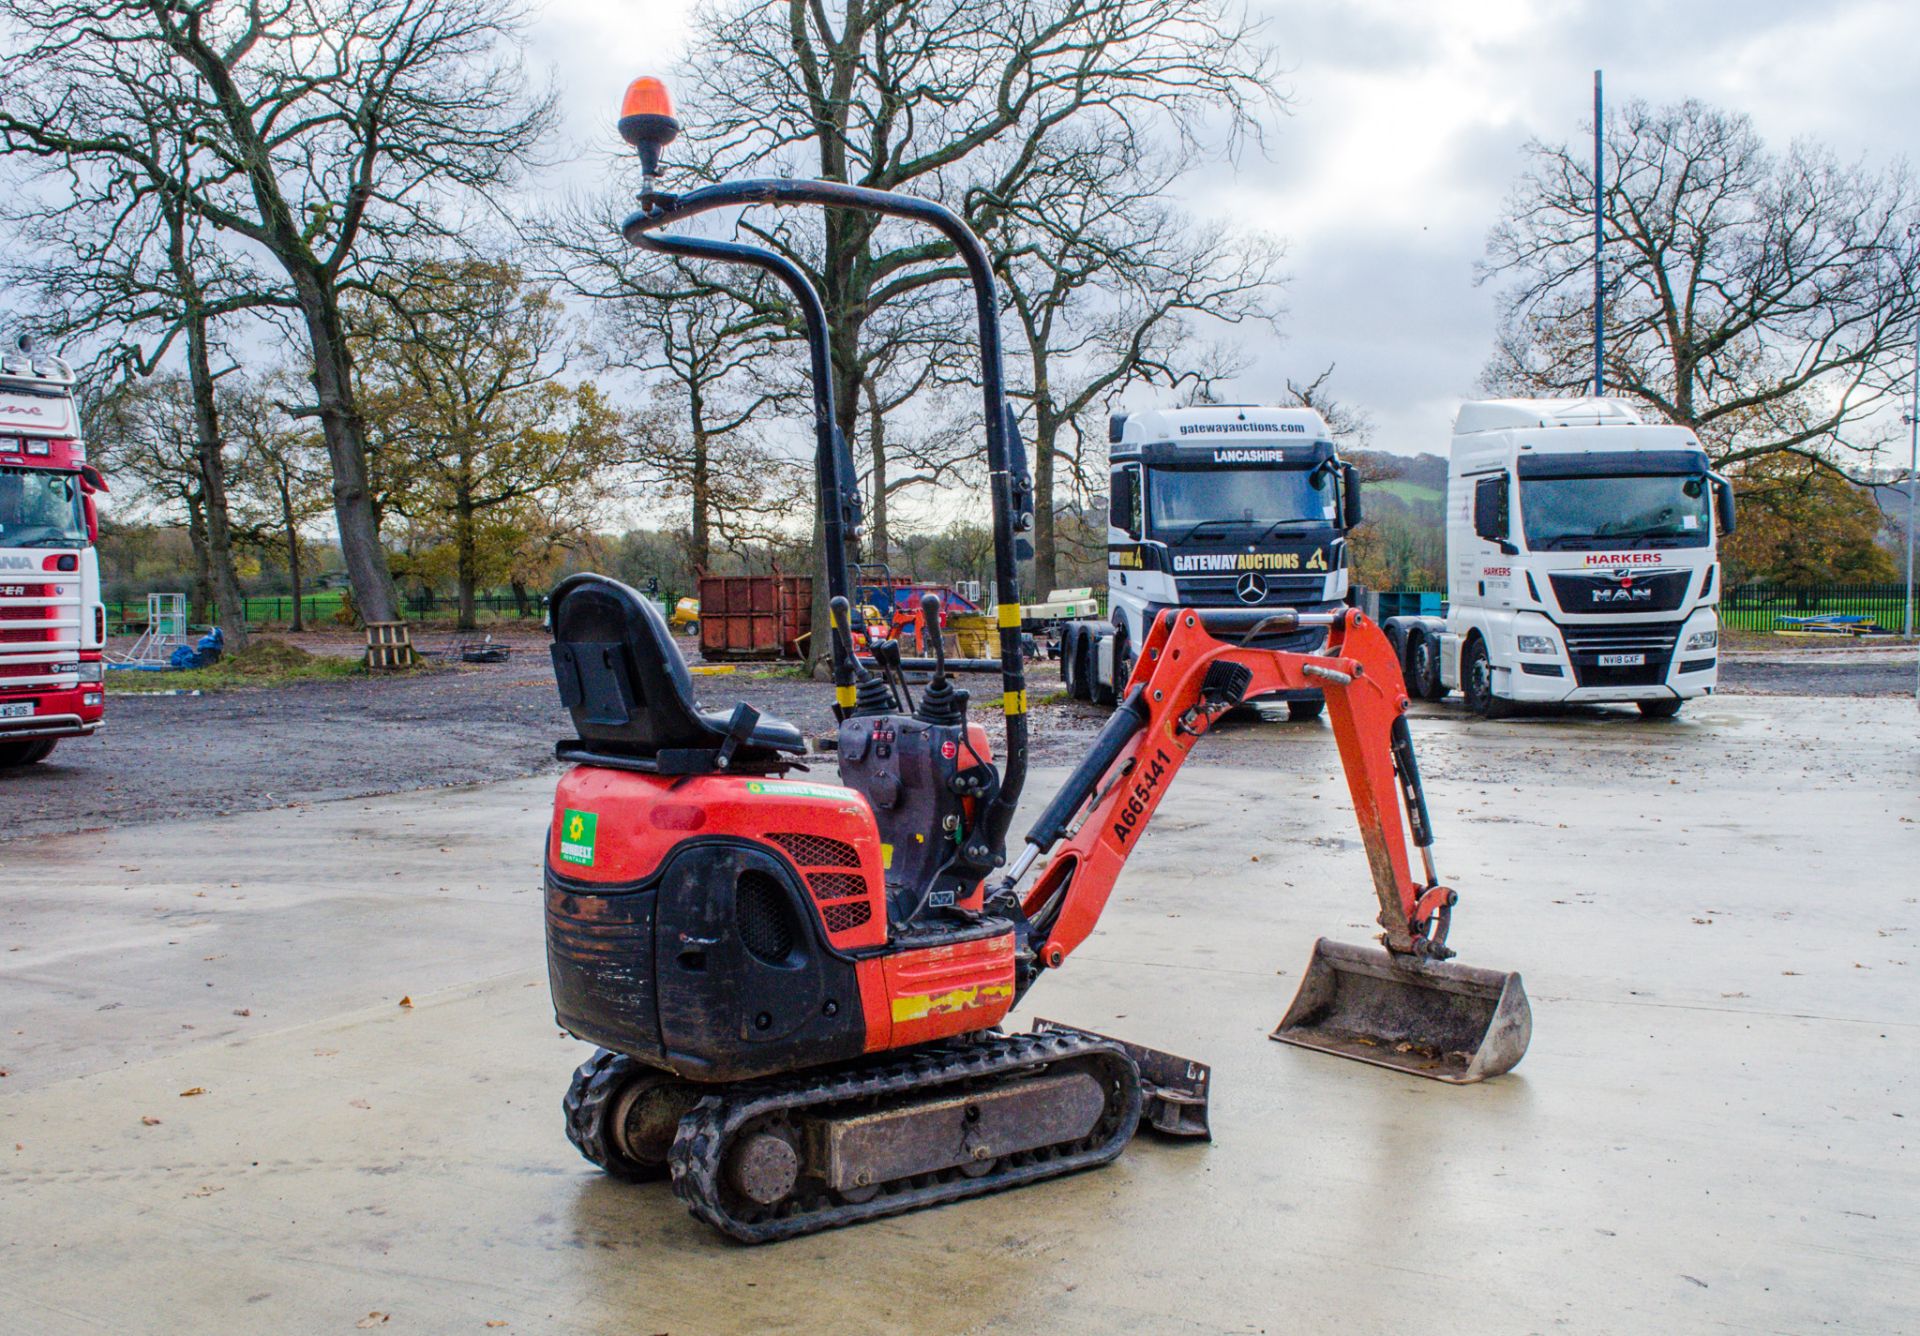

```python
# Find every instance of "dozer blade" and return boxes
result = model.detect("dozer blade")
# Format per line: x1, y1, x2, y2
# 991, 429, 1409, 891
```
1033, 1018, 1211, 1139
1271, 937, 1530, 1084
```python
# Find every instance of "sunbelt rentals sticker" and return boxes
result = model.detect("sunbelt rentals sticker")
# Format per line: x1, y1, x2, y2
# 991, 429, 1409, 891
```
559, 809, 598, 866
745, 780, 860, 801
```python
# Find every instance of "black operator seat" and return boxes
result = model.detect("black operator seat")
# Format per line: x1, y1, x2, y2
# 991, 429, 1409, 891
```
548, 573, 805, 773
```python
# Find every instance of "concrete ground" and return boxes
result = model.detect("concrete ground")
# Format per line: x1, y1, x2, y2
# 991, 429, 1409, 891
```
1, 695, 1916, 1333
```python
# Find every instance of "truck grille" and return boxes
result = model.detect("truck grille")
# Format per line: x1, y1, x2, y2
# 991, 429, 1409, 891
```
1176, 574, 1325, 606
1561, 621, 1681, 688
1549, 569, 1692, 615
0, 577, 81, 691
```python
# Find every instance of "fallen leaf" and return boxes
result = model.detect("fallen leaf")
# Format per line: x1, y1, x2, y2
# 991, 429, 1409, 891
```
233, 1008, 252, 1017
179, 1087, 208, 1097
485, 1324, 508, 1330
398, 996, 414, 1009
141, 1116, 162, 1126
355, 1314, 390, 1329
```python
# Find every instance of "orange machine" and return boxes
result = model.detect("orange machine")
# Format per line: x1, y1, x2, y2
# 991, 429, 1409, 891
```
541, 77, 1530, 1245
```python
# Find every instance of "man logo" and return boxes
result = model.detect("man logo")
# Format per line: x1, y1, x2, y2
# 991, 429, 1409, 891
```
1235, 571, 1267, 604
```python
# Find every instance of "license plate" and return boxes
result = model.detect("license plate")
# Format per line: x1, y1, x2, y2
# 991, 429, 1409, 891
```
1598, 653, 1645, 667
0, 702, 32, 719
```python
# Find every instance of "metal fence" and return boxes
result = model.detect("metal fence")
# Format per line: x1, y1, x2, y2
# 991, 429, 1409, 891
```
1718, 582, 1917, 633
1370, 581, 1918, 634
105, 590, 548, 630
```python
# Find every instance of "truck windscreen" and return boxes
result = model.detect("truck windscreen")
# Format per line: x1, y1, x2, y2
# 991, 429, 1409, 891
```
1519, 474, 1712, 551
1148, 466, 1332, 536
0, 466, 88, 547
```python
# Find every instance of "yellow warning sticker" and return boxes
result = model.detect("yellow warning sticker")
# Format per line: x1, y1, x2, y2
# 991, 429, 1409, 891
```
1002, 689, 1029, 716
890, 983, 1014, 1023
996, 602, 1022, 628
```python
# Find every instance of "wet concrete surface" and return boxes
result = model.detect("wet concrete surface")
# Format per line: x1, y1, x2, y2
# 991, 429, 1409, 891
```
5, 634, 1914, 843
2, 695, 1915, 1332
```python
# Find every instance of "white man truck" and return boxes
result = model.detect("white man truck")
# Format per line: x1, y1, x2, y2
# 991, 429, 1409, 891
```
1059, 404, 1363, 720
1381, 397, 1734, 719
0, 342, 108, 770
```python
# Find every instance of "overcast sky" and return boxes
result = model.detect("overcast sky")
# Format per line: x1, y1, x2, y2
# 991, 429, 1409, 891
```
527, 0, 1919, 459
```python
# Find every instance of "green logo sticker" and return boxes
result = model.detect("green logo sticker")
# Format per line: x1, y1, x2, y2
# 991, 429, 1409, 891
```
559, 808, 598, 866
745, 780, 859, 802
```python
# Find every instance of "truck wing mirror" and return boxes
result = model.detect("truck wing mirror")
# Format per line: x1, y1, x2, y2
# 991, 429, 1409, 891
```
1340, 462, 1363, 528
1711, 473, 1736, 537
1473, 474, 1515, 554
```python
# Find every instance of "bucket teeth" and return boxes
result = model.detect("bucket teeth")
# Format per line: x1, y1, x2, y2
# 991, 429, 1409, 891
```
1271, 937, 1531, 1084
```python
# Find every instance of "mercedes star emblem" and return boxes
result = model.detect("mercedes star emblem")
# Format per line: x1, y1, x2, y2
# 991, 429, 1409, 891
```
1235, 571, 1267, 604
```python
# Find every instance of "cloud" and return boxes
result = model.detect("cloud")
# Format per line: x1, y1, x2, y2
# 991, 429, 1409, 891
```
538, 0, 1919, 455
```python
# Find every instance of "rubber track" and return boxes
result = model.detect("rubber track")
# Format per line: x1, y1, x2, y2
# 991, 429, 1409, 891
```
563, 1048, 667, 1181
668, 1029, 1143, 1243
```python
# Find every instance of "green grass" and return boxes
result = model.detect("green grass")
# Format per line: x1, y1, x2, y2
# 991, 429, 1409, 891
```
1373, 479, 1443, 506
106, 639, 385, 693
1719, 597, 1913, 633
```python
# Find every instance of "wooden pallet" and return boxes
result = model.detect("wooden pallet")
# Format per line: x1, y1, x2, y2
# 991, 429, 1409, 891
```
365, 621, 417, 669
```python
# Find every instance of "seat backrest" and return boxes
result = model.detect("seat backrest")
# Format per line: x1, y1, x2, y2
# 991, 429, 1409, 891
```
548, 573, 716, 756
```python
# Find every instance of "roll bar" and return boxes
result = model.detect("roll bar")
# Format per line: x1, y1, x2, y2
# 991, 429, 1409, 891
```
624, 228, 862, 702
621, 176, 1035, 861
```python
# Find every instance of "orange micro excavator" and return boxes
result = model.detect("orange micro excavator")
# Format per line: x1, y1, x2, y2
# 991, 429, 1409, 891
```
540, 77, 1531, 1243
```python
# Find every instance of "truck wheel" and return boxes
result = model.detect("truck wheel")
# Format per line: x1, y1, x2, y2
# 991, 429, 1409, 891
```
1061, 629, 1084, 700
0, 739, 56, 770
1407, 632, 1445, 701
1461, 638, 1510, 720
1286, 699, 1325, 723
1637, 698, 1684, 719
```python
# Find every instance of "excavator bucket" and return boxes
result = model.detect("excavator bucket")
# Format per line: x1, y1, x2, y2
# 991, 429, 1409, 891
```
1271, 938, 1530, 1084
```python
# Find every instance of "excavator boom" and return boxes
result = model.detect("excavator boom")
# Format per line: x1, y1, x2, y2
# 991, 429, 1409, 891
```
1006, 606, 1530, 1083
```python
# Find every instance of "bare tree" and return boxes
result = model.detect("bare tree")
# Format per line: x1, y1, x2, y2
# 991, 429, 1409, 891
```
1281, 366, 1372, 448
991, 128, 1285, 592
533, 219, 804, 571
0, 0, 555, 623
0, 123, 284, 645
86, 376, 218, 621
678, 0, 1283, 528
225, 378, 331, 631
1482, 97, 1920, 474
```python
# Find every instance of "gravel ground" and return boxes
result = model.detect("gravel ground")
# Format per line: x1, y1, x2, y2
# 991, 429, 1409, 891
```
4, 628, 1911, 841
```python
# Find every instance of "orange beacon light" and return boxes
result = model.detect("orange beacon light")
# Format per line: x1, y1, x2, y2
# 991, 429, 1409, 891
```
619, 77, 679, 179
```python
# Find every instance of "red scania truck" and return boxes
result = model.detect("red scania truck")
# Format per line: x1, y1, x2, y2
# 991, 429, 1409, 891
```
0, 341, 107, 771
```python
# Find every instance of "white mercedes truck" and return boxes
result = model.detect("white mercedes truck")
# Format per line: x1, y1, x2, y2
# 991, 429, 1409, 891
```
1381, 397, 1734, 719
1060, 404, 1363, 720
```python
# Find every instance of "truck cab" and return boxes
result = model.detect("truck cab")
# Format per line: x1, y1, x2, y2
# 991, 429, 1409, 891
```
1061, 404, 1362, 718
1385, 397, 1733, 719
0, 343, 106, 769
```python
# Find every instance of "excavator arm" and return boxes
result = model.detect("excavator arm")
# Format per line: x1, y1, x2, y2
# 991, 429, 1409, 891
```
1009, 607, 1450, 970
1001, 604, 1530, 1085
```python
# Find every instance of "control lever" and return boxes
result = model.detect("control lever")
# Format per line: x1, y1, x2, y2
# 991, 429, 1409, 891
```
831, 596, 896, 716
873, 637, 914, 713
915, 592, 966, 726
